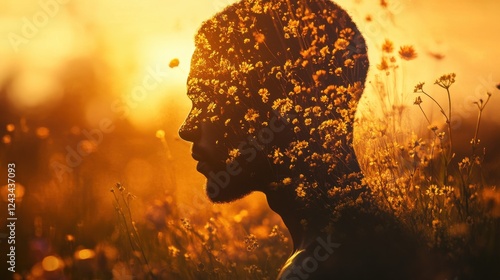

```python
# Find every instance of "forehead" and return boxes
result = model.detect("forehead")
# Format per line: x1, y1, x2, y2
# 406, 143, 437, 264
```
186, 45, 252, 105
186, 48, 215, 101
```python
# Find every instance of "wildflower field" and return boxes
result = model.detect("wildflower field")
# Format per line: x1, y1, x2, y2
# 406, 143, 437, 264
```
1, 0, 500, 279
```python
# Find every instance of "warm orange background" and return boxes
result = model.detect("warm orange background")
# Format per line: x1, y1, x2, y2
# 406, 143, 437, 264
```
0, 0, 499, 276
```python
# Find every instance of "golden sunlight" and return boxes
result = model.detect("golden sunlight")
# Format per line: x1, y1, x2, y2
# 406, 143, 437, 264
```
126, 36, 194, 130
1, 0, 499, 279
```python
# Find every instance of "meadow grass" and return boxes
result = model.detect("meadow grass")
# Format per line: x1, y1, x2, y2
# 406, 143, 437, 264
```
355, 39, 500, 277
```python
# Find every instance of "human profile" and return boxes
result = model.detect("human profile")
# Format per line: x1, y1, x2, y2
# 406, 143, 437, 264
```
179, 0, 420, 279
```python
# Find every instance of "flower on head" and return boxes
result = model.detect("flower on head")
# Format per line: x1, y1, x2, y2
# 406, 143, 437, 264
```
207, 102, 216, 113
334, 38, 349, 50
258, 88, 269, 103
227, 86, 237, 96
340, 28, 355, 40
282, 178, 292, 185
295, 184, 306, 198
244, 108, 260, 122
344, 59, 354, 68
228, 148, 241, 160
398, 45, 417, 60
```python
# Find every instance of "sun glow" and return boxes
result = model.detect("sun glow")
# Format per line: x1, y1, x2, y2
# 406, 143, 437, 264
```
125, 36, 194, 131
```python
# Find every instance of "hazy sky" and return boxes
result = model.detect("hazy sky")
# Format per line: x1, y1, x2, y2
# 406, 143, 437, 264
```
1, 0, 499, 128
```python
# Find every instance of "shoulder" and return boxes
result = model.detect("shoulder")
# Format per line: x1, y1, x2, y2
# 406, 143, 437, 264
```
276, 229, 425, 280
277, 236, 341, 280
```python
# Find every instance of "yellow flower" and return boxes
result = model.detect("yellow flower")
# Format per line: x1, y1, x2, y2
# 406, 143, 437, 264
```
344, 59, 354, 68
413, 82, 425, 92
312, 106, 322, 116
244, 109, 260, 122
272, 98, 294, 115
272, 148, 284, 164
191, 107, 202, 117
239, 61, 254, 73
282, 177, 292, 185
381, 39, 394, 53
228, 148, 241, 159
227, 86, 238, 96
398, 45, 417, 60
295, 185, 306, 198
334, 38, 349, 50
434, 73, 456, 89
207, 102, 216, 113
377, 57, 389, 71
340, 28, 354, 40
258, 88, 269, 103
413, 96, 423, 105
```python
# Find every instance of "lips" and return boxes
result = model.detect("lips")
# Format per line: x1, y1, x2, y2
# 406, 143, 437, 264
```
191, 152, 204, 162
191, 146, 212, 175
191, 146, 225, 175
196, 161, 211, 175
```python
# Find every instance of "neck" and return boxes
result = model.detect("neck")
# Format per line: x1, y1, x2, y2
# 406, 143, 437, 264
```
264, 186, 330, 251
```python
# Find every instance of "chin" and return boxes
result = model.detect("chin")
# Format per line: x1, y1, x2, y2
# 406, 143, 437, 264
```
204, 176, 256, 203
197, 154, 274, 203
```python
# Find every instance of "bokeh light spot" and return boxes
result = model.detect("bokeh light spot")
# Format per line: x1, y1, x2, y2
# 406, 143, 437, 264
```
2, 135, 11, 144
169, 58, 180, 68
6, 124, 15, 132
36, 127, 50, 139
75, 249, 96, 260
156, 129, 166, 139
42, 255, 63, 272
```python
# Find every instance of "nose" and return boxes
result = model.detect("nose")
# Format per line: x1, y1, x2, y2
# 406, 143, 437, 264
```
178, 114, 200, 142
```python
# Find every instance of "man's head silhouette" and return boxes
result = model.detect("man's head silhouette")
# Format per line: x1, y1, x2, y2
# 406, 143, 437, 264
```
179, 0, 368, 205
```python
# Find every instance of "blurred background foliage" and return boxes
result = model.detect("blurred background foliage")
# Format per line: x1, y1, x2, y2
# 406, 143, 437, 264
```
0, 0, 499, 279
